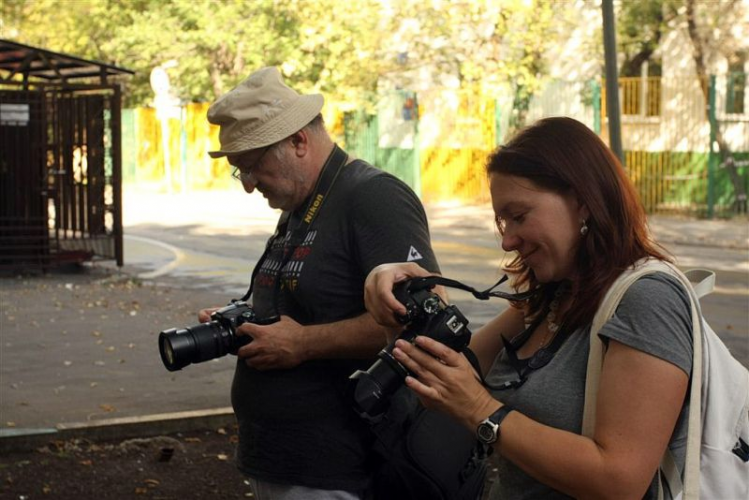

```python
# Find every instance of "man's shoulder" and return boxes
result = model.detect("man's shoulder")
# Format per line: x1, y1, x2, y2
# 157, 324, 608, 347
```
343, 158, 394, 181
341, 159, 414, 191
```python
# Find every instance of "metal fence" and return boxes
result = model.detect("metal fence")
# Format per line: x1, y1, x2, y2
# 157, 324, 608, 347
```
0, 81, 123, 270
121, 74, 748, 217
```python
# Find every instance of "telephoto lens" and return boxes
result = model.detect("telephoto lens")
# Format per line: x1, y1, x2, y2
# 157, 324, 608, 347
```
158, 302, 277, 371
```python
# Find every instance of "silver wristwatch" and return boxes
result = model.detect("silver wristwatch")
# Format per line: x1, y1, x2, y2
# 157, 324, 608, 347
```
476, 405, 514, 446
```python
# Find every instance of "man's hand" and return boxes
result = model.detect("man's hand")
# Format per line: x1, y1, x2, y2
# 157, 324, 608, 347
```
235, 315, 309, 370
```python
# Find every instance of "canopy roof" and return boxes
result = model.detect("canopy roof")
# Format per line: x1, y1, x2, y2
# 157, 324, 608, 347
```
0, 39, 134, 84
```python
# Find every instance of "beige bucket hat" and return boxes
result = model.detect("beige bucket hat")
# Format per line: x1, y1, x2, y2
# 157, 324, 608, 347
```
207, 67, 324, 158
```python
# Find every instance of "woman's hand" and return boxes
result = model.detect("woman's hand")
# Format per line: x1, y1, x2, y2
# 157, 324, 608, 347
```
392, 335, 500, 430
198, 307, 221, 323
364, 262, 439, 327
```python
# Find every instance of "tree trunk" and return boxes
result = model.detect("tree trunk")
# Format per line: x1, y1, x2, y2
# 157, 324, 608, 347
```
686, 0, 747, 213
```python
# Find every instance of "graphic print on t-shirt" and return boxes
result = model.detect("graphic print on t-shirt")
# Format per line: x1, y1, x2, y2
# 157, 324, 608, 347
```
407, 245, 423, 262
280, 230, 317, 291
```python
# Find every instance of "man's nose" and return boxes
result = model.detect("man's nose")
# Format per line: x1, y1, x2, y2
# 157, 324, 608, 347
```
240, 172, 258, 193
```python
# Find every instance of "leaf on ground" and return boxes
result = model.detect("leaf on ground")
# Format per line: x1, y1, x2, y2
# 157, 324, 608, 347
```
217, 454, 228, 461
99, 404, 116, 412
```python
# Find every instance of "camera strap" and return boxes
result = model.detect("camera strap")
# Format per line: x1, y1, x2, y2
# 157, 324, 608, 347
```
401, 274, 576, 388
403, 274, 535, 302
238, 144, 349, 304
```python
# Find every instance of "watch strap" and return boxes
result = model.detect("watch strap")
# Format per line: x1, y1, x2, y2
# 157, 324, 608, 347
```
489, 404, 514, 427
477, 404, 514, 457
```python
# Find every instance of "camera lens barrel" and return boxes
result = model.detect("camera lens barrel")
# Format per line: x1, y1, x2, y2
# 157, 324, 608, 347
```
349, 350, 410, 418
158, 321, 233, 371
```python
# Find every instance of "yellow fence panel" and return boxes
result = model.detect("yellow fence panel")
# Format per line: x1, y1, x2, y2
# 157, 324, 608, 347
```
418, 89, 495, 204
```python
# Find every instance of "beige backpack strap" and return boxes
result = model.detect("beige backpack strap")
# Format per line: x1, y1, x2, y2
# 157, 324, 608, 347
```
583, 259, 707, 499
583, 259, 654, 437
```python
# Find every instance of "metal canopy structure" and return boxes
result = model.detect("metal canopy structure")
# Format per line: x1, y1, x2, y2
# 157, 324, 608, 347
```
0, 39, 134, 84
0, 40, 133, 270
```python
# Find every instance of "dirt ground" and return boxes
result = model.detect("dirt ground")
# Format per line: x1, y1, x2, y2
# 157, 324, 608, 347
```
0, 265, 495, 499
1, 265, 253, 499
0, 425, 254, 500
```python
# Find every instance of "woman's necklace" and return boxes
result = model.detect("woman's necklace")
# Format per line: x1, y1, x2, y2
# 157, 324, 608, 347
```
538, 285, 566, 348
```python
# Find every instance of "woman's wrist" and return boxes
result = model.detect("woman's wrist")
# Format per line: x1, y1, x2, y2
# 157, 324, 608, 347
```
465, 394, 503, 431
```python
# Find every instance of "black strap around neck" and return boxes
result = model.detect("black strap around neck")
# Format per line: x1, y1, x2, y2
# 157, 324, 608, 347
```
489, 313, 572, 391
238, 144, 348, 303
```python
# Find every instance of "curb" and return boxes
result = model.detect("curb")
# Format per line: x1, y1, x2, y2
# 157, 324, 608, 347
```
0, 407, 235, 454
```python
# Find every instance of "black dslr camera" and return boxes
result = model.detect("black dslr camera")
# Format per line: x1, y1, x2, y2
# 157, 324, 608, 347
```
158, 301, 278, 372
349, 278, 471, 419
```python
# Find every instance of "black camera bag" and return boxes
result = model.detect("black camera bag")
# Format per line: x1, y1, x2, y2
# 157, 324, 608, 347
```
369, 387, 487, 500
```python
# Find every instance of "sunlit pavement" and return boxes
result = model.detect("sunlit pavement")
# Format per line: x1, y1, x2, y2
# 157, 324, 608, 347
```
121, 187, 748, 345
0, 187, 745, 444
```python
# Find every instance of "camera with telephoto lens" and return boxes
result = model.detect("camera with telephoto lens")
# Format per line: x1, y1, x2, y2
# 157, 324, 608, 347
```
158, 301, 278, 372
349, 278, 471, 419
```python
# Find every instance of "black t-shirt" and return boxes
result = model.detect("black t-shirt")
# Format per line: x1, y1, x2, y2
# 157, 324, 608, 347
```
231, 158, 440, 490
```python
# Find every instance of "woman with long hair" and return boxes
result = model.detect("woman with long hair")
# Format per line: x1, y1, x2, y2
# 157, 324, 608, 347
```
364, 117, 692, 499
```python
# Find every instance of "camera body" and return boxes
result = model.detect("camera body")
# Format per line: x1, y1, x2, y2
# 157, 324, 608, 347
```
349, 278, 471, 419
158, 301, 278, 372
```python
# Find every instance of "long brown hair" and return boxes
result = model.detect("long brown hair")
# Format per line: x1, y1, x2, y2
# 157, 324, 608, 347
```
487, 117, 671, 331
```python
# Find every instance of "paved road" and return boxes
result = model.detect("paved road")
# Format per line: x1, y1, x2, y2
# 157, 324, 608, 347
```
0, 189, 746, 436
121, 189, 749, 366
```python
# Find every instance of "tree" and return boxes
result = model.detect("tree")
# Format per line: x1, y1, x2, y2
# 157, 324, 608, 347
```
617, 0, 676, 76
380, 0, 566, 132
683, 0, 748, 213
1, 0, 396, 107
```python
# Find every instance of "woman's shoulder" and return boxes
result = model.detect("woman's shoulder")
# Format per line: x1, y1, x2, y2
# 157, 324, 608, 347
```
601, 270, 693, 374
623, 271, 691, 309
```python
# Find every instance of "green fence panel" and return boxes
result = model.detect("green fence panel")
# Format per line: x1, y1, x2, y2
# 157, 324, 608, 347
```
121, 108, 137, 184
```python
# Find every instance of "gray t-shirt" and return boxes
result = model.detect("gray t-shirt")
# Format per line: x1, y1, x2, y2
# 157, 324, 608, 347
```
485, 272, 693, 499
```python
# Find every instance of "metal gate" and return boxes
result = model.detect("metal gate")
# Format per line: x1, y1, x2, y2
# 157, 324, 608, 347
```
0, 82, 123, 270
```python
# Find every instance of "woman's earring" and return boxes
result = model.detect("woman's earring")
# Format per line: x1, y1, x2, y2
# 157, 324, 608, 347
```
580, 219, 589, 236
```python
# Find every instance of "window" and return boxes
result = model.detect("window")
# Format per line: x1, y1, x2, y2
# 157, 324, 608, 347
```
619, 60, 662, 118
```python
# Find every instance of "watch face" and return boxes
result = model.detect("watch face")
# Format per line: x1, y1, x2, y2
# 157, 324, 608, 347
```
477, 422, 497, 444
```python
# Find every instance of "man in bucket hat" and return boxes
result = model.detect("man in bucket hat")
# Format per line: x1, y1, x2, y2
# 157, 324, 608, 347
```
199, 67, 440, 499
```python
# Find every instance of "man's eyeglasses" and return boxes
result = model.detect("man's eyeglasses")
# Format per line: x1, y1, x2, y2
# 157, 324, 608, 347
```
230, 146, 270, 181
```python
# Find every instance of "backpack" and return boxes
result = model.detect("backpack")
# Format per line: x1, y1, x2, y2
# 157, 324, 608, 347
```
367, 387, 488, 500
583, 258, 749, 499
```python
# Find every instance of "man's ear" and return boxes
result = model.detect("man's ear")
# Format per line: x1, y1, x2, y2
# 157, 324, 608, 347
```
289, 130, 309, 157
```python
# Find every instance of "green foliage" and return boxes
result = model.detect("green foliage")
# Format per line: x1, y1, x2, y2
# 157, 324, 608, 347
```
2, 0, 568, 109
1, 0, 391, 107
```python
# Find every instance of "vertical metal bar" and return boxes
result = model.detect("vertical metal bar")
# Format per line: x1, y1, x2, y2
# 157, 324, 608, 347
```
707, 75, 717, 218
601, 0, 624, 166
77, 94, 85, 234
51, 89, 62, 247
591, 80, 601, 135
412, 91, 421, 198
111, 85, 124, 267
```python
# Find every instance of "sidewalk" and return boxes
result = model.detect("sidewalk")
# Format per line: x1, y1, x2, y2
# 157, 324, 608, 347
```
1, 190, 747, 452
